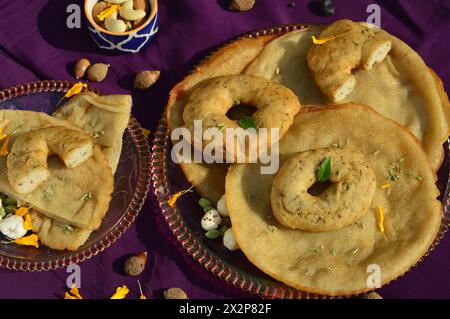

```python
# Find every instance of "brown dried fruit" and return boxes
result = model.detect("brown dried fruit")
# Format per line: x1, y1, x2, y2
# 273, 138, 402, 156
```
124, 251, 148, 276
74, 58, 91, 79
93, 1, 108, 25
134, 70, 160, 90
133, 0, 149, 28
164, 287, 188, 299
86, 63, 110, 82
361, 292, 382, 299
228, 0, 255, 11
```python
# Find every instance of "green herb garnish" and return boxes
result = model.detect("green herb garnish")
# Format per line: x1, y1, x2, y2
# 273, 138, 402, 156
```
61, 224, 74, 235
317, 156, 332, 182
238, 116, 257, 130
43, 190, 54, 201
80, 192, 93, 201
407, 171, 422, 181
205, 229, 221, 239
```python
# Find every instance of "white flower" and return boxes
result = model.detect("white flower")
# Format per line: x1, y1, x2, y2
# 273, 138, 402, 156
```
216, 194, 229, 217
0, 215, 27, 239
223, 228, 240, 251
201, 209, 222, 231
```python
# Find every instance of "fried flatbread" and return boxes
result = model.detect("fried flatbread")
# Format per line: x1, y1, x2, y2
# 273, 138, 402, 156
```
167, 34, 278, 203
245, 24, 448, 171
53, 92, 132, 173
0, 110, 114, 230
226, 104, 442, 296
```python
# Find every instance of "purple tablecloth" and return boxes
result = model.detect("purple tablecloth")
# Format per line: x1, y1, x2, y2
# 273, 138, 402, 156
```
0, 0, 449, 299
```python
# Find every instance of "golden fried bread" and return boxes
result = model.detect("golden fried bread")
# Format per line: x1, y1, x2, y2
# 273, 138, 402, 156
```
226, 104, 441, 296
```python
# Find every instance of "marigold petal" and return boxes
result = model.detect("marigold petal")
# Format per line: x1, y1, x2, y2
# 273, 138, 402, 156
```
69, 285, 83, 299
0, 136, 10, 156
15, 234, 39, 248
168, 186, 194, 208
312, 35, 336, 45
65, 82, 88, 98
15, 207, 29, 217
110, 285, 129, 299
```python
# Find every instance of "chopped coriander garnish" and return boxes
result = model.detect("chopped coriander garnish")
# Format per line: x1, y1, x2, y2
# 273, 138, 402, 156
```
317, 156, 332, 182
267, 225, 278, 233
238, 116, 257, 130
407, 171, 422, 181
61, 224, 74, 235
80, 192, 92, 201
43, 189, 54, 201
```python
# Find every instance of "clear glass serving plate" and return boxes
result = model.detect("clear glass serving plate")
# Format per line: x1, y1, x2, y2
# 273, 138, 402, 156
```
0, 80, 151, 271
150, 24, 450, 299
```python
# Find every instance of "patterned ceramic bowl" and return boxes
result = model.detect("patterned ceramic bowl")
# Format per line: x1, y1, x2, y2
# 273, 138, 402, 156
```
84, 0, 158, 53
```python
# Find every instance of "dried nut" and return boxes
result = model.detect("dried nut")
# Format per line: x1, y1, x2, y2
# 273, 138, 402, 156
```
164, 287, 188, 300
228, 0, 255, 11
87, 63, 110, 82
92, 1, 108, 25
124, 251, 148, 276
104, 0, 127, 4
74, 58, 91, 79
133, 0, 149, 28
120, 0, 146, 21
134, 70, 160, 90
105, 11, 127, 33
361, 292, 382, 299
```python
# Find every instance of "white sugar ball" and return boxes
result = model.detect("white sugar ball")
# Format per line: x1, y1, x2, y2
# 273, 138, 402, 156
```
201, 209, 222, 231
223, 228, 240, 251
216, 194, 229, 217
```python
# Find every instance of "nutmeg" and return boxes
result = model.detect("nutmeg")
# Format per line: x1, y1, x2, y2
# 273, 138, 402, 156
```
86, 63, 110, 82
164, 287, 188, 299
134, 70, 160, 90
74, 58, 91, 79
228, 0, 255, 11
124, 251, 148, 276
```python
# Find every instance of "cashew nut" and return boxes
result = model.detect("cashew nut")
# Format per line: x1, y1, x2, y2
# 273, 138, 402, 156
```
104, 0, 127, 4
104, 11, 127, 33
119, 0, 146, 21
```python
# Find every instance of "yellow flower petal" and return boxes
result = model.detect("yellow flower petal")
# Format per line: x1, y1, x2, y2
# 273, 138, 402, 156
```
97, 4, 121, 22
23, 214, 33, 231
377, 206, 385, 235
15, 234, 39, 248
137, 280, 147, 299
168, 186, 194, 208
15, 207, 29, 217
69, 285, 83, 299
141, 128, 151, 137
64, 292, 78, 299
110, 285, 129, 299
0, 136, 10, 156
65, 82, 88, 98
380, 183, 391, 189
312, 35, 336, 45
0, 128, 6, 141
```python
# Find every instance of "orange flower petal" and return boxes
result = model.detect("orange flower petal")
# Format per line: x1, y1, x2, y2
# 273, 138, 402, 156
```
15, 207, 29, 217
15, 234, 39, 248
110, 285, 130, 299
168, 186, 194, 208
65, 82, 88, 98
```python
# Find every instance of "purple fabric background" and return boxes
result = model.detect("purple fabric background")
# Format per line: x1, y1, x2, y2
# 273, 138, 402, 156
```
0, 0, 449, 299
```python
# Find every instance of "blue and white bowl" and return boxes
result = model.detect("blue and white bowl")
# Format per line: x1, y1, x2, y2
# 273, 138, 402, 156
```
84, 0, 158, 53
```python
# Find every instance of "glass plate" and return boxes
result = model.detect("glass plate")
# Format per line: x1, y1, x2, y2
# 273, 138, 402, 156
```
151, 24, 450, 298
0, 81, 151, 271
